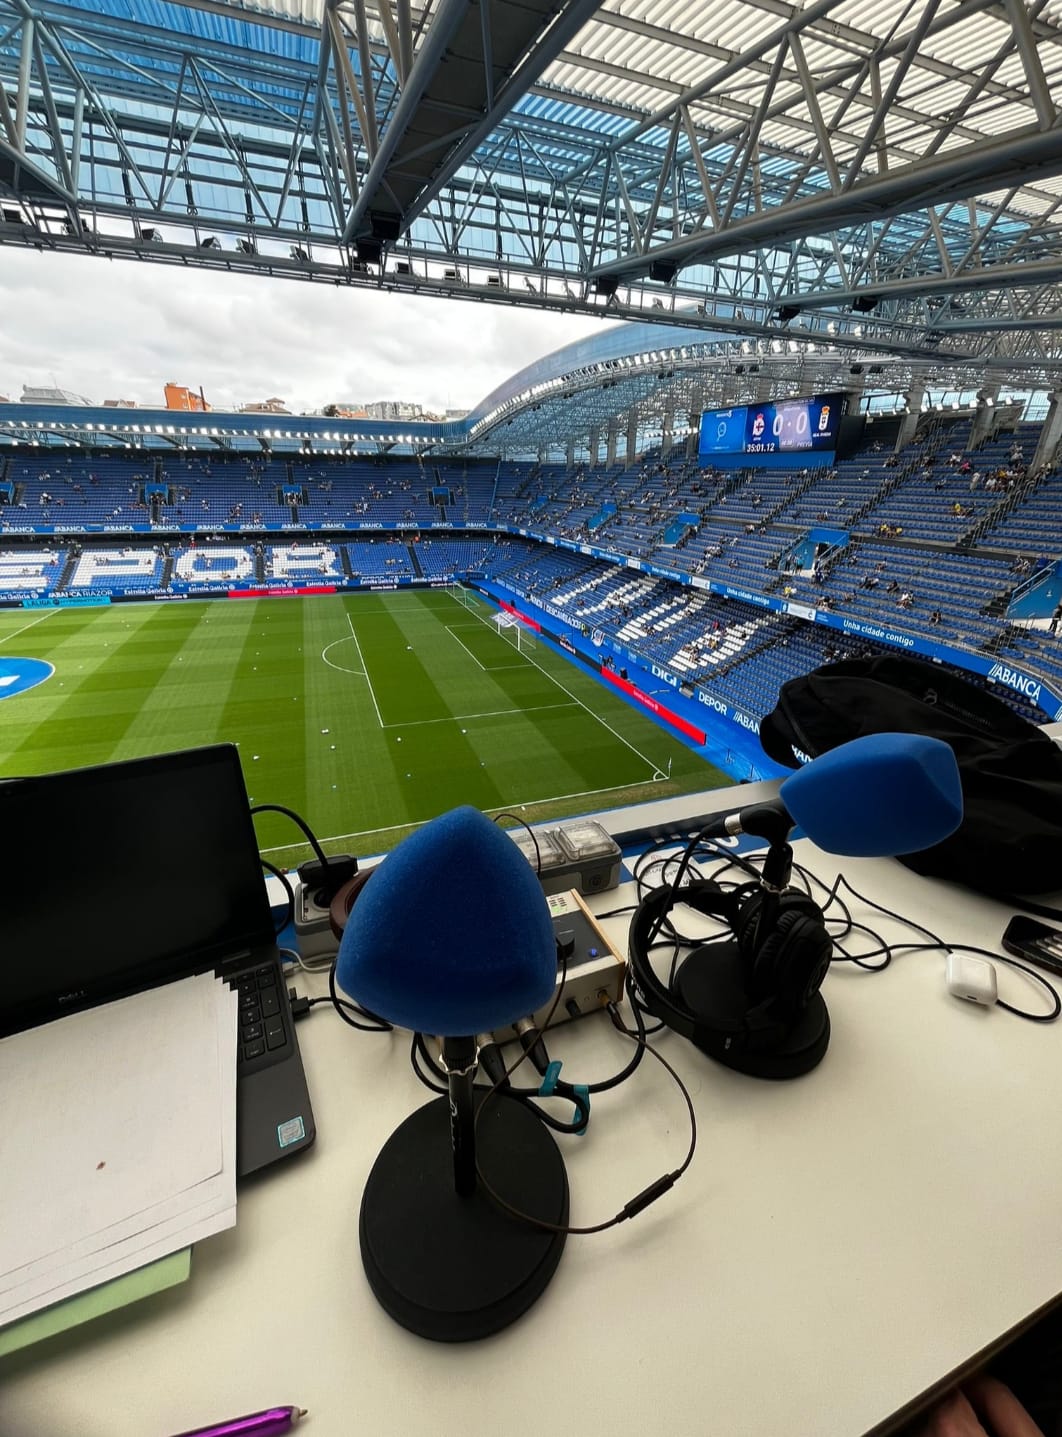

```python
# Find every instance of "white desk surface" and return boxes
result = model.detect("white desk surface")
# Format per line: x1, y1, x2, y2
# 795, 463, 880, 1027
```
4, 809, 1062, 1437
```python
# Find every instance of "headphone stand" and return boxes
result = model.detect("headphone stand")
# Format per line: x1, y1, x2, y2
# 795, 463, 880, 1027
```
359, 1090, 568, 1341
675, 943, 831, 1079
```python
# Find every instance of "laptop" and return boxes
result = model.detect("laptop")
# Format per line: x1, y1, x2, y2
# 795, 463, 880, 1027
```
0, 743, 316, 1177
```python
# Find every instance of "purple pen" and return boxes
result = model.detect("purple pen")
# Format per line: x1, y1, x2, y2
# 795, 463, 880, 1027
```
167, 1406, 307, 1437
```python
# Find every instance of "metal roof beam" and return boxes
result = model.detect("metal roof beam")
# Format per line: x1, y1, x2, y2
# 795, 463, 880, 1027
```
591, 124, 1062, 280
401, 0, 608, 230
941, 312, 1062, 333
776, 257, 1062, 311
1001, 0, 1057, 130
340, 0, 474, 242
146, 0, 322, 41
14, 10, 31, 151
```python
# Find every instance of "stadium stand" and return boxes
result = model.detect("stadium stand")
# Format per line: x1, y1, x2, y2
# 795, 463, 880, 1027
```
3, 405, 1061, 732
0, 548, 66, 594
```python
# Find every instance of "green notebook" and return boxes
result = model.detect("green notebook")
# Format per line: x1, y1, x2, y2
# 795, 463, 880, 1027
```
0, 1248, 192, 1358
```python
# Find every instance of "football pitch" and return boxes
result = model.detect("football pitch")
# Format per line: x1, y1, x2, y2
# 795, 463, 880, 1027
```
0, 588, 728, 857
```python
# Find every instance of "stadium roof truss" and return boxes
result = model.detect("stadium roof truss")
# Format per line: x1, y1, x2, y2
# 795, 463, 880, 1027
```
2, 0, 1062, 381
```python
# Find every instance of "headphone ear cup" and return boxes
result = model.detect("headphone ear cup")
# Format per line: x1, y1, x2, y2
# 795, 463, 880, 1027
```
735, 888, 824, 962
734, 889, 767, 964
753, 911, 832, 1014
736, 890, 832, 1014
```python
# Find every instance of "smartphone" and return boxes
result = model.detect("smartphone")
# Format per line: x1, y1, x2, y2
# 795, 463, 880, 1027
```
1001, 915, 1062, 977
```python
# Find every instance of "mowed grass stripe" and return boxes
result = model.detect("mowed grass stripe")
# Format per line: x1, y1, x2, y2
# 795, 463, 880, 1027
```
429, 623, 660, 795
351, 592, 454, 723
342, 592, 509, 822
0, 608, 60, 647
1, 591, 729, 852
0, 604, 180, 773
214, 600, 311, 833
459, 604, 678, 774
106, 603, 261, 761
287, 595, 403, 849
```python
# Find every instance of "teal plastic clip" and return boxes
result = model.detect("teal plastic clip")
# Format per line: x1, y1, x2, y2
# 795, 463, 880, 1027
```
572, 1084, 590, 1136
538, 1060, 563, 1097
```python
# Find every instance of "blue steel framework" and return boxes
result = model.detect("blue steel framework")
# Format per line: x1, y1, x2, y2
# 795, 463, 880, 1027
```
0, 0, 1061, 402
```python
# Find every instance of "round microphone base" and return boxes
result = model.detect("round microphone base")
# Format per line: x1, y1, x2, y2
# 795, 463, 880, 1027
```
676, 942, 830, 1079
359, 1092, 568, 1342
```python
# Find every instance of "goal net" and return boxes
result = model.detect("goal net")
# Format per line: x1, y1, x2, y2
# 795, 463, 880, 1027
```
493, 612, 537, 653
447, 582, 475, 608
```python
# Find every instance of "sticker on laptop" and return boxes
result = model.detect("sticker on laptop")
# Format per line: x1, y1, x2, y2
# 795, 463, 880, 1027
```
277, 1116, 306, 1148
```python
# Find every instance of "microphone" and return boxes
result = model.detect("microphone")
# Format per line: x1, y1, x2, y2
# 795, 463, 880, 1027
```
336, 804, 557, 1034
335, 805, 569, 1342
705, 732, 963, 857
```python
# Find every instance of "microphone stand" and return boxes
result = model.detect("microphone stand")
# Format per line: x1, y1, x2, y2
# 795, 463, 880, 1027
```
358, 1031, 569, 1340
439, 1035, 479, 1198
750, 840, 794, 962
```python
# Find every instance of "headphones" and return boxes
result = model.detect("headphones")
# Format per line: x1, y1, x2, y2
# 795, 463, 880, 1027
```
628, 878, 834, 1079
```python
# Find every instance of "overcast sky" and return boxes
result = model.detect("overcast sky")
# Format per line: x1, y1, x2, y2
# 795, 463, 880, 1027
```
0, 246, 608, 415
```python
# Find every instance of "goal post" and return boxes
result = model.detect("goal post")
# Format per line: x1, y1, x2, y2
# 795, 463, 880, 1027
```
446, 581, 474, 608
493, 612, 537, 653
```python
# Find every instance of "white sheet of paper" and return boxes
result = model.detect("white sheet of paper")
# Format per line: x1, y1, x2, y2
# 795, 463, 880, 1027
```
0, 973, 238, 1322
0, 978, 237, 1296
0, 1202, 236, 1326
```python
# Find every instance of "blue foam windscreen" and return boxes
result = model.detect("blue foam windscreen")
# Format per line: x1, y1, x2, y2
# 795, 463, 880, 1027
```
780, 732, 963, 857
335, 806, 558, 1035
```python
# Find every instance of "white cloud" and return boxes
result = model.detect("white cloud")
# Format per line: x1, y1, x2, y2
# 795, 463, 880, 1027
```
0, 246, 609, 414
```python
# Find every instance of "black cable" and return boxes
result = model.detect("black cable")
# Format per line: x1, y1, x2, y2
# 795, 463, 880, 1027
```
476, 994, 698, 1235
410, 1030, 592, 1135
307, 992, 373, 1019
816, 875, 1060, 1021
250, 802, 330, 868
493, 812, 541, 873
593, 902, 639, 921
581, 1024, 647, 1091
260, 859, 295, 936
410, 1032, 447, 1094
826, 923, 893, 971
826, 873, 944, 946
327, 958, 393, 1032
888, 942, 1061, 1023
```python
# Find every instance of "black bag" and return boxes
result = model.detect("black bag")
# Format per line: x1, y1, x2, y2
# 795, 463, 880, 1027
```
759, 654, 1062, 895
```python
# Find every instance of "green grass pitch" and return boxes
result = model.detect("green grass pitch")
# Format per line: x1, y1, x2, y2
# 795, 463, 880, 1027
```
0, 588, 729, 859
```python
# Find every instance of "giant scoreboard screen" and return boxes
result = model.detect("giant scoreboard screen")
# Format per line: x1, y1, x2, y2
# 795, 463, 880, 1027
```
698, 393, 844, 460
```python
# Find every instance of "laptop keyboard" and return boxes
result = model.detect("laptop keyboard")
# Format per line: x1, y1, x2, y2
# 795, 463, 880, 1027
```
233, 962, 290, 1067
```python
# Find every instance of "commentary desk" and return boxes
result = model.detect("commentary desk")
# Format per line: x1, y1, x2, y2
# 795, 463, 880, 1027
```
4, 775, 1062, 1437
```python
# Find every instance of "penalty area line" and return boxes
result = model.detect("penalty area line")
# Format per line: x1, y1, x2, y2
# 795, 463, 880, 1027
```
467, 603, 666, 783
381, 701, 578, 730
0, 608, 58, 646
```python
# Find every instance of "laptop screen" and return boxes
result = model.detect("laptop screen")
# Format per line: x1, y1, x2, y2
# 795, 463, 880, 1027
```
0, 744, 275, 1037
